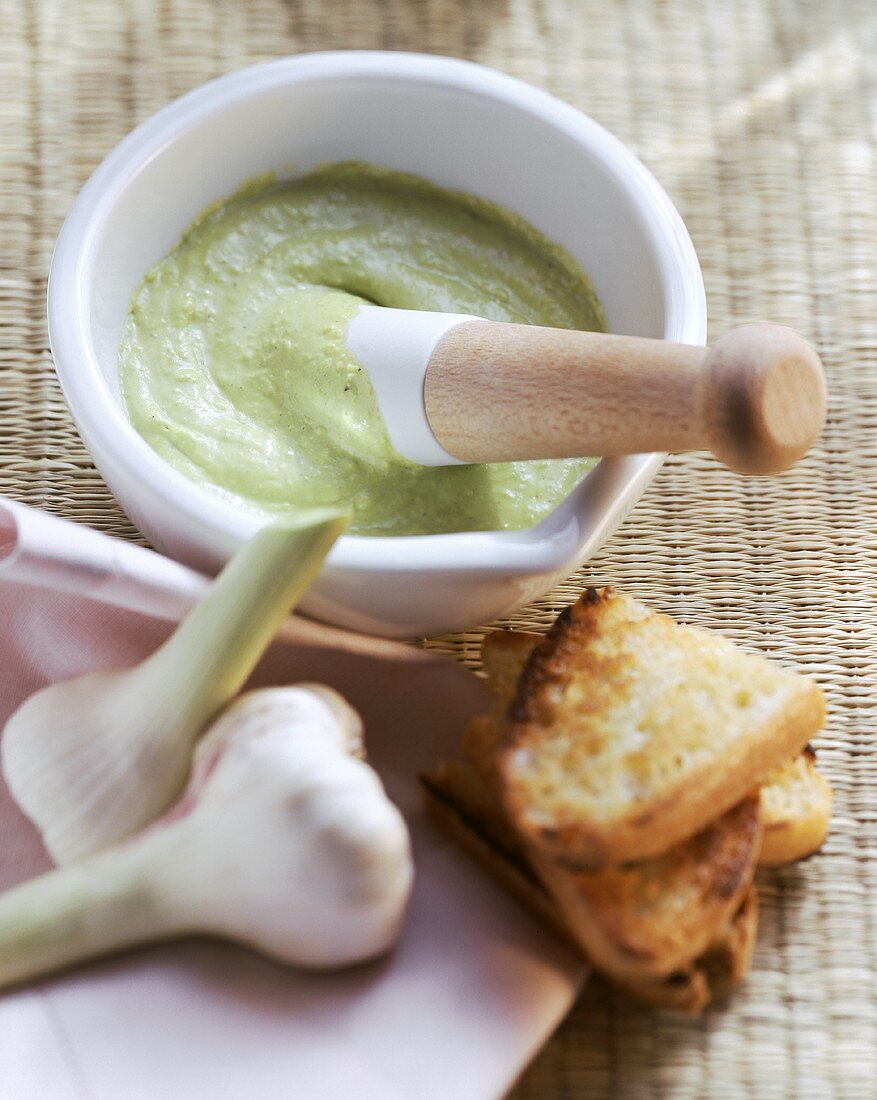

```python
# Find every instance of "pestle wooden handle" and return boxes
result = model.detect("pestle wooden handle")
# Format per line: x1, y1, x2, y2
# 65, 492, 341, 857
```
423, 321, 827, 474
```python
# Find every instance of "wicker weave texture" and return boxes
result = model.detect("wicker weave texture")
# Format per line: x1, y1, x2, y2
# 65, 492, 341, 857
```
1, 1, 876, 1096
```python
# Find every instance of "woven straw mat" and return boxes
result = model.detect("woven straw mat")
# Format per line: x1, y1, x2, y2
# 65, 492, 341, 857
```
2, 1, 876, 1096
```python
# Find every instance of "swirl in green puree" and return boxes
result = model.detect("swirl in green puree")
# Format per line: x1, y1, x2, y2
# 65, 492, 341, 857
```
120, 163, 605, 536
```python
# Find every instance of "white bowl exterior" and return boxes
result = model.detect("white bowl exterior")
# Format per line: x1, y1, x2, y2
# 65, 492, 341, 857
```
48, 52, 706, 637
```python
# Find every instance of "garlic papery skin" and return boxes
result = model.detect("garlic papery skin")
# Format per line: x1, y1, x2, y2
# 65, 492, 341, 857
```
1, 512, 347, 865
0, 686, 413, 989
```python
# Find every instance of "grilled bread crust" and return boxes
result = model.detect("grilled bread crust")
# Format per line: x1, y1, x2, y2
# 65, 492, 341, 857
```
482, 626, 832, 872
421, 769, 761, 1012
759, 745, 832, 866
500, 589, 824, 868
618, 889, 759, 1013
481, 630, 542, 719
420, 597, 828, 1013
424, 716, 762, 989
527, 795, 762, 983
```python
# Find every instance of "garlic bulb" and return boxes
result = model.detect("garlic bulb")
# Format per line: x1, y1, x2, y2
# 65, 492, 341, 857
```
0, 686, 413, 987
1, 512, 347, 864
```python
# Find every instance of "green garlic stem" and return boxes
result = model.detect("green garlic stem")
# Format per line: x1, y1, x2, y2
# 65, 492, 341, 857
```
0, 843, 170, 989
141, 510, 348, 733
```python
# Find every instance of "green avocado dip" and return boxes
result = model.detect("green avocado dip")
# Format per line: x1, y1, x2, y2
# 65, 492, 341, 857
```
120, 163, 605, 536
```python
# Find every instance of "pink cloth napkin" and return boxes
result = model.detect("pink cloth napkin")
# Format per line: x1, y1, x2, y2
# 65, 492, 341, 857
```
0, 579, 585, 1100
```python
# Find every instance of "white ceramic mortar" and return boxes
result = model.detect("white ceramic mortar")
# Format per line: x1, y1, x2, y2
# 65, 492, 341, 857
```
48, 52, 706, 637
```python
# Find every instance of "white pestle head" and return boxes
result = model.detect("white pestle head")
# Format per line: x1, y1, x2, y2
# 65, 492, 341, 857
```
344, 303, 476, 467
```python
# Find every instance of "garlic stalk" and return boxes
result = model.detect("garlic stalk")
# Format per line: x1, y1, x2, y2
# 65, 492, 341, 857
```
2, 511, 347, 865
0, 686, 413, 987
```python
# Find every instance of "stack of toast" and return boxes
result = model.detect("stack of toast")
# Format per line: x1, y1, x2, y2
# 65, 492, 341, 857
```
422, 588, 832, 1011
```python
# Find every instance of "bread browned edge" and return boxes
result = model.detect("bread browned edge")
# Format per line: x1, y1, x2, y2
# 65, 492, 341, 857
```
526, 794, 762, 984
502, 587, 825, 869
481, 630, 543, 721
617, 889, 758, 1014
706, 888, 759, 987
423, 598, 819, 1011
759, 744, 833, 866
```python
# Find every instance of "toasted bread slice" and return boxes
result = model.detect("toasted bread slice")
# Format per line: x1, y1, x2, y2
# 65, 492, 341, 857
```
421, 768, 760, 1011
481, 630, 541, 718
500, 588, 825, 868
758, 746, 832, 866
435, 713, 762, 981
425, 721, 761, 983
619, 889, 758, 1013
527, 794, 761, 982
483, 629, 831, 871
705, 888, 759, 987
460, 714, 505, 796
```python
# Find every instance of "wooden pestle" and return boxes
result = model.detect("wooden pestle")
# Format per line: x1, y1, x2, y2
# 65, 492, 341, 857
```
423, 322, 827, 474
